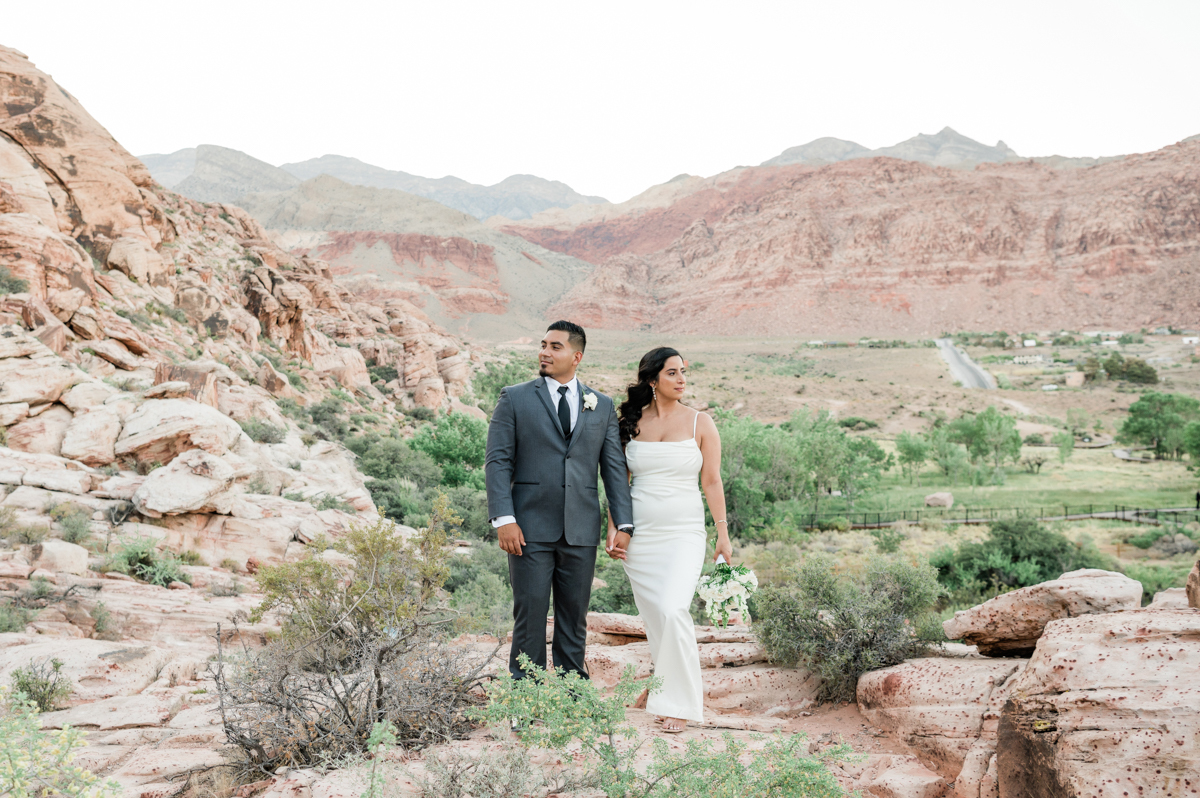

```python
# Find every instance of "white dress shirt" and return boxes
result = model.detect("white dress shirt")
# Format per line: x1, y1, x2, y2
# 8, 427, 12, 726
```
491, 376, 630, 531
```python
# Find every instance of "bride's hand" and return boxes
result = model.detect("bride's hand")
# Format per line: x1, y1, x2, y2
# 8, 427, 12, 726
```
713, 536, 733, 564
605, 527, 628, 560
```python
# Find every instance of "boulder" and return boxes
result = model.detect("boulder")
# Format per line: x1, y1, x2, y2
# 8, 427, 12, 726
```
0, 355, 84, 405
157, 512, 303, 570
59, 406, 122, 466
942, 569, 1143, 656
1147, 587, 1190, 609
587, 612, 646, 637
0, 402, 29, 425
143, 381, 194, 400
114, 398, 245, 466
23, 468, 92, 495
216, 383, 288, 427
6, 403, 73, 455
861, 758, 949, 798
1147, 532, 1198, 558
106, 235, 168, 286
30, 539, 89, 574
925, 492, 953, 508
858, 657, 1026, 779
996, 609, 1200, 798
152, 363, 218, 407
87, 339, 142, 371
256, 360, 301, 399
59, 381, 117, 412
1188, 559, 1199, 609
131, 449, 253, 517
702, 663, 819, 717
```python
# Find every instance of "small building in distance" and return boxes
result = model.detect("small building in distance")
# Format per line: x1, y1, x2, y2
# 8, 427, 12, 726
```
1013, 354, 1045, 365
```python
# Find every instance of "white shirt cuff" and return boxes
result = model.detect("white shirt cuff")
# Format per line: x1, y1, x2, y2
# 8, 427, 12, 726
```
491, 515, 516, 528
617, 524, 632, 530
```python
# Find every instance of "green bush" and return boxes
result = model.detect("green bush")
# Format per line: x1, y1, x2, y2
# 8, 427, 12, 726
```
1023, 433, 1045, 445
49, 503, 92, 544
345, 432, 442, 487
0, 604, 31, 633
472, 359, 537, 415
838, 416, 878, 430
9, 657, 71, 712
368, 364, 399, 384
870, 525, 907, 554
314, 494, 356, 513
0, 686, 120, 798
0, 265, 29, 295
1121, 562, 1194, 603
930, 519, 1112, 595
411, 413, 488, 488
755, 555, 943, 703
470, 654, 852, 798
239, 419, 286, 444
105, 538, 192, 587
590, 556, 639, 616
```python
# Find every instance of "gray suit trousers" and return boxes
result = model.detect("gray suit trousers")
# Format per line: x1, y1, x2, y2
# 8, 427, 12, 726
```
508, 535, 596, 679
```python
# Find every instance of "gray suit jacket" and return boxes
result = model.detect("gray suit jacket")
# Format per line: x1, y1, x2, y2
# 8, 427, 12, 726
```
485, 377, 634, 546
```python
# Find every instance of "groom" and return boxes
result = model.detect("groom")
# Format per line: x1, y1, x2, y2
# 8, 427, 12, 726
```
485, 320, 634, 679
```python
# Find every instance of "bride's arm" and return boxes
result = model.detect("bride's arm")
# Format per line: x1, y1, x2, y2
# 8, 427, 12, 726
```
697, 413, 732, 563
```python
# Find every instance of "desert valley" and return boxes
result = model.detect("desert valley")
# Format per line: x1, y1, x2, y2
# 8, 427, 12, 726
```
1, 36, 1199, 798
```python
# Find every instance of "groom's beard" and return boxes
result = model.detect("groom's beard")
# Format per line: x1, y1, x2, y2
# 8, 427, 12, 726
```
538, 364, 550, 376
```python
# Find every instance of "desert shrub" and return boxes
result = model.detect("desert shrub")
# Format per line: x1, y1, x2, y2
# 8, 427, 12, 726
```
817, 516, 850, 532
0, 265, 29, 295
242, 473, 272, 495
870, 525, 906, 554
307, 396, 346, 438
368, 364, 399, 384
0, 506, 17, 538
410, 406, 436, 422
208, 579, 244, 597
1023, 433, 1045, 445
0, 604, 31, 633
755, 556, 943, 703
838, 416, 878, 430
1121, 562, 1193, 603
105, 538, 192, 587
470, 654, 852, 798
9, 657, 71, 712
216, 497, 493, 775
410, 413, 487, 488
444, 485, 491, 539
0, 686, 121, 798
345, 431, 443, 488
238, 419, 286, 444
179, 550, 203, 565
90, 602, 115, 638
26, 577, 54, 600
930, 519, 1113, 595
314, 494, 356, 513
472, 358, 537, 415
13, 523, 49, 545
51, 503, 92, 544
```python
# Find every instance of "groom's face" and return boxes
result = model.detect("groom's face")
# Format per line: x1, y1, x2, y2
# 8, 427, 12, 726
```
539, 330, 583, 380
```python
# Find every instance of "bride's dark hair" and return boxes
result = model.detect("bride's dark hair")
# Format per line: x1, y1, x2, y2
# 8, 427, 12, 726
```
618, 347, 682, 444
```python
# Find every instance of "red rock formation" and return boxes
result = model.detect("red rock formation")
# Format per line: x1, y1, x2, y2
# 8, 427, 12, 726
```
509, 147, 1200, 335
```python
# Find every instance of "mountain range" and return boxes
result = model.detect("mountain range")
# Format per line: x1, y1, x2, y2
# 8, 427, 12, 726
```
139, 146, 606, 221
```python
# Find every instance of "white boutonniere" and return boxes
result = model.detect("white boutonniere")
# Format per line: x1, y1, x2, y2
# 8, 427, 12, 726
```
582, 391, 598, 411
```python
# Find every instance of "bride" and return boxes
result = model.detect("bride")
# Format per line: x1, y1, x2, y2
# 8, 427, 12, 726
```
605, 347, 731, 734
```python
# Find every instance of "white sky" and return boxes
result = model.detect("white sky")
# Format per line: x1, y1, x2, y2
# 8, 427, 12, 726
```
6, 0, 1199, 203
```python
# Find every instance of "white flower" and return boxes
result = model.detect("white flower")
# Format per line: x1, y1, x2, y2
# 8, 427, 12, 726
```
582, 391, 598, 411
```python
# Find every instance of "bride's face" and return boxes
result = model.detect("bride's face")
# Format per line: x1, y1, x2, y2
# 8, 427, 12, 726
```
653, 356, 687, 401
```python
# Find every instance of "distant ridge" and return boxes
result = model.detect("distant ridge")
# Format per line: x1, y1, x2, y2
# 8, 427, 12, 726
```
139, 147, 606, 221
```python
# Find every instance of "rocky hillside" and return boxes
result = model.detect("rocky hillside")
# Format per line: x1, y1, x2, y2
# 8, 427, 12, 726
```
141, 146, 608, 221
0, 42, 486, 558
137, 145, 592, 338
500, 143, 1200, 335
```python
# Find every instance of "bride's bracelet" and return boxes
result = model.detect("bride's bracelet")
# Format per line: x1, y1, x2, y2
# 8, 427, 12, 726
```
715, 520, 727, 525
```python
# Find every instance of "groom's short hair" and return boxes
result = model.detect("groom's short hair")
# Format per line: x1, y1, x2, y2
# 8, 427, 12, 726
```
546, 320, 586, 352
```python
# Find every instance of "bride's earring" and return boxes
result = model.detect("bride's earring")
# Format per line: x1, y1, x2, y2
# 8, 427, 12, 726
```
651, 384, 657, 401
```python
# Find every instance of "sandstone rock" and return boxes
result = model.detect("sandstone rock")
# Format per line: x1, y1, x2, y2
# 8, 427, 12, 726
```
0, 138, 57, 227
1147, 587, 1190, 609
87, 338, 142, 371
46, 287, 88, 322
942, 569, 1143, 656
115, 398, 245, 466
587, 611, 646, 637
23, 468, 92, 495
703, 663, 818, 716
157, 511, 304, 570
106, 236, 168, 286
0, 354, 85, 405
30, 540, 88, 574
925, 492, 954, 508
39, 693, 181, 730
0, 639, 174, 702
59, 381, 117, 412
863, 759, 949, 798
59, 406, 122, 466
859, 657, 1025, 779
1188, 559, 1199, 608
0, 402, 29, 425
132, 449, 252, 517
152, 363, 219, 407
216, 383, 288, 427
6, 403, 73, 455
0, 214, 96, 301
143, 381, 194, 400
997, 609, 1200, 798
67, 305, 104, 340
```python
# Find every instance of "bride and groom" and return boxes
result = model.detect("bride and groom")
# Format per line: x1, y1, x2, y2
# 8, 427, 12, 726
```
484, 320, 732, 734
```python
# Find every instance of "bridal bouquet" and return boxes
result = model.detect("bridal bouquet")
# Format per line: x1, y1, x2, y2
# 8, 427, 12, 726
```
696, 559, 759, 628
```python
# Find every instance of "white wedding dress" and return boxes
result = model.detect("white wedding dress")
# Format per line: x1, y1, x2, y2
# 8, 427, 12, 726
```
621, 411, 705, 723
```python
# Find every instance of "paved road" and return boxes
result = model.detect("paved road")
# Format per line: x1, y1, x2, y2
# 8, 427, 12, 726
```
935, 338, 995, 389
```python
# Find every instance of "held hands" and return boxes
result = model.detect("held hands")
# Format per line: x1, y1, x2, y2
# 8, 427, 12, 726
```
497, 522, 526, 556
605, 528, 631, 560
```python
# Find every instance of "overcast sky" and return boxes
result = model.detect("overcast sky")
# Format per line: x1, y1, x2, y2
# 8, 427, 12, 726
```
7, 0, 1198, 203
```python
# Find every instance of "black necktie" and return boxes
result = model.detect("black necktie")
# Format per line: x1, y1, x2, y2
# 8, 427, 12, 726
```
557, 385, 572, 438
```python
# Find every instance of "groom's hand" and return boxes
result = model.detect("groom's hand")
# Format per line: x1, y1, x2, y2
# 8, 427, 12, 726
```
606, 530, 631, 560
497, 522, 526, 556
